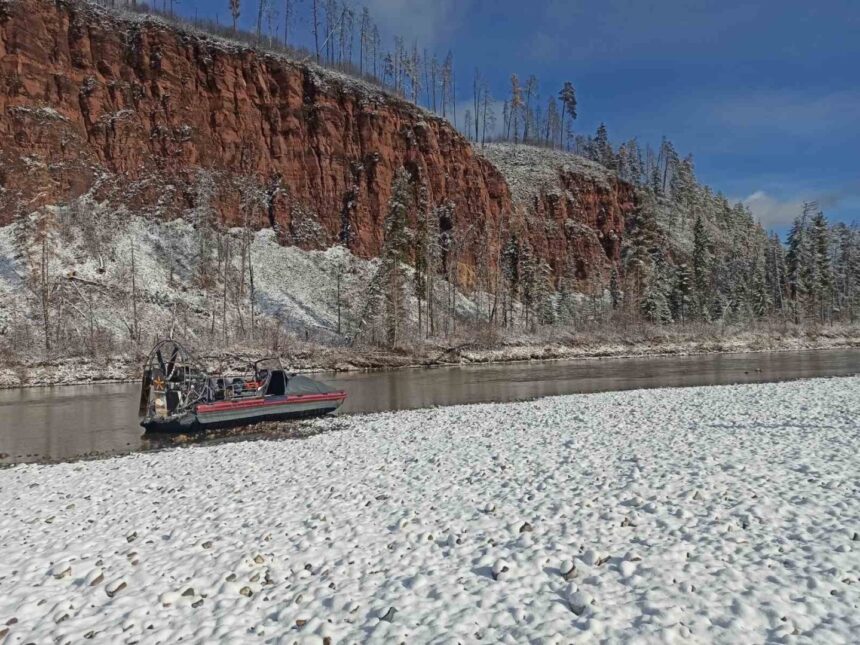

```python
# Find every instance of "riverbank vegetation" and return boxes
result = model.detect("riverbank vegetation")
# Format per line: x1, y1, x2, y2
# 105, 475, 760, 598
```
1, 148, 858, 384
0, 2, 857, 381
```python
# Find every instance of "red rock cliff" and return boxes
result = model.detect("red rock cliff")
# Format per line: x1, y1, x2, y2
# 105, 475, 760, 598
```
480, 145, 637, 291
0, 0, 635, 292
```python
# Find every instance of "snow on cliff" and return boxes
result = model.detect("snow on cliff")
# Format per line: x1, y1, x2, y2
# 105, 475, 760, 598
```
480, 143, 616, 203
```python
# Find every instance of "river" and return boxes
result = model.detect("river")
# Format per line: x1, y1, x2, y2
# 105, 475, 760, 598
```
1, 349, 858, 464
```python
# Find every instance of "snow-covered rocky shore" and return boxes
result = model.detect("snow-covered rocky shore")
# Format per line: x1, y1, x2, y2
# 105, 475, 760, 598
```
1, 378, 859, 643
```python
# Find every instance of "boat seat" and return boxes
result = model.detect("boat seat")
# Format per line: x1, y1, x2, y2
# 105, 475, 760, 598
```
231, 378, 245, 396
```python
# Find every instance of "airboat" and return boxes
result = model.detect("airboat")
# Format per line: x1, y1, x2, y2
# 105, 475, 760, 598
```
138, 340, 347, 433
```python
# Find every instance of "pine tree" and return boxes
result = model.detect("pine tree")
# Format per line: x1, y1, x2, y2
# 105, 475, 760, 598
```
748, 252, 771, 318
229, 0, 241, 33
311, 0, 320, 62
765, 233, 787, 314
670, 262, 693, 323
522, 75, 538, 142
480, 82, 494, 146
558, 82, 577, 150
413, 182, 429, 336
557, 270, 577, 324
544, 98, 560, 147
641, 262, 672, 324
382, 53, 394, 88
191, 171, 218, 290
358, 168, 412, 346
533, 259, 555, 326
847, 225, 860, 321
256, 0, 269, 41
692, 216, 711, 320
472, 68, 482, 142
785, 208, 813, 323
508, 75, 523, 142
358, 7, 371, 74
624, 139, 644, 185
670, 155, 696, 213
809, 210, 833, 323
609, 267, 622, 310
833, 223, 858, 321
658, 138, 679, 195
593, 123, 615, 169
501, 235, 520, 327
324, 0, 337, 64
518, 244, 553, 329
650, 165, 663, 196
618, 141, 645, 185
14, 209, 57, 352
440, 51, 454, 119
283, 0, 300, 47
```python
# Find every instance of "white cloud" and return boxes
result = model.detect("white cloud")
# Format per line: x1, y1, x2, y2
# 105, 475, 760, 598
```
362, 0, 470, 45
742, 191, 804, 228
743, 185, 860, 229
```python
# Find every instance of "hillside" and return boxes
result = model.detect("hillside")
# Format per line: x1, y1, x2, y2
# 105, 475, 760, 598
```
0, 0, 857, 376
480, 144, 635, 290
0, 0, 630, 349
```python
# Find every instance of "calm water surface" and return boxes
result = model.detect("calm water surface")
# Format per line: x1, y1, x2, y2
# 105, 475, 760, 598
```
1, 349, 858, 464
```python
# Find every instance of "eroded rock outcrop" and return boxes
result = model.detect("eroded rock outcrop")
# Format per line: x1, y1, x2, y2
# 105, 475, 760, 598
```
0, 0, 636, 291
480, 144, 636, 290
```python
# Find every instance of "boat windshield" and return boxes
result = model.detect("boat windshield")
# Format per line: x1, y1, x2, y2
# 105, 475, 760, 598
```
253, 358, 284, 381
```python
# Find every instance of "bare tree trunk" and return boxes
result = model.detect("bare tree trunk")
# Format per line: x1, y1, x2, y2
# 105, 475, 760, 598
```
336, 270, 342, 334
222, 237, 230, 343
386, 263, 400, 347
284, 0, 292, 47
249, 240, 256, 338
131, 237, 140, 344
416, 287, 422, 338
473, 69, 480, 143
256, 0, 267, 41
312, 0, 320, 62
41, 236, 51, 352
427, 266, 435, 337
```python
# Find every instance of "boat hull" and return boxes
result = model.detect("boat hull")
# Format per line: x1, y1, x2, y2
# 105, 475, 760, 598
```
141, 392, 347, 434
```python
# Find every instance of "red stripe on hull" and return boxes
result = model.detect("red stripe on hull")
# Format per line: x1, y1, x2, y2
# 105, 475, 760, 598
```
197, 392, 347, 414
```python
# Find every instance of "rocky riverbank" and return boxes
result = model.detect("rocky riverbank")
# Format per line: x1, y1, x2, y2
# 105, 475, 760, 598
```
1, 377, 858, 641
1, 324, 858, 389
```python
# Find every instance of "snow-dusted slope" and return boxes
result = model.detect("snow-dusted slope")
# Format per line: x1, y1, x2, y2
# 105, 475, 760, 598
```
0, 203, 482, 357
480, 143, 615, 203
0, 214, 370, 344
1, 377, 858, 642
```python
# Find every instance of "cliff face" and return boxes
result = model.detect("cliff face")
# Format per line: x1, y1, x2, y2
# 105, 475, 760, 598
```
480, 145, 636, 290
0, 0, 635, 292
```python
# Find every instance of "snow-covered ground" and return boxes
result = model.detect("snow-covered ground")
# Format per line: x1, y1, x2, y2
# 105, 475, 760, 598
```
0, 211, 374, 345
479, 143, 615, 203
0, 205, 483, 361
1, 377, 859, 643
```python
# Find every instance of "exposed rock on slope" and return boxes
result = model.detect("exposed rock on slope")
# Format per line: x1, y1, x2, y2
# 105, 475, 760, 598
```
0, 0, 508, 259
480, 144, 636, 289
0, 0, 634, 291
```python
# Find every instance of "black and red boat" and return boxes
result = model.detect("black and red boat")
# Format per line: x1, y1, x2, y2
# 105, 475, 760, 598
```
139, 340, 347, 433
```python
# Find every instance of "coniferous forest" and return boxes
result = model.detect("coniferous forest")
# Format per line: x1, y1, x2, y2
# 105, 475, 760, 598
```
0, 0, 857, 377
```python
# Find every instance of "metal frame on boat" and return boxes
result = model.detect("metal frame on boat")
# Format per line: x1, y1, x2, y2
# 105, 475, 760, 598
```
139, 340, 347, 433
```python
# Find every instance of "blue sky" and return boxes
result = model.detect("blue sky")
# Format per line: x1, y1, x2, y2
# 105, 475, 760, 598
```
180, 0, 859, 230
